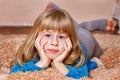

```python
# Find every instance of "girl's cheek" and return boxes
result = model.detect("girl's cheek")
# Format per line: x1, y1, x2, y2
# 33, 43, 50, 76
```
40, 37, 49, 44
58, 39, 66, 48
58, 39, 66, 44
40, 37, 51, 43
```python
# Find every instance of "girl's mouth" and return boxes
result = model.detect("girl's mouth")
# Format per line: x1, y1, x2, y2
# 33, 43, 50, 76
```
48, 49, 59, 53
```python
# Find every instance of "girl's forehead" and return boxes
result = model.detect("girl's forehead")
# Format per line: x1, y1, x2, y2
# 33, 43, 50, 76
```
42, 29, 68, 35
43, 29, 65, 33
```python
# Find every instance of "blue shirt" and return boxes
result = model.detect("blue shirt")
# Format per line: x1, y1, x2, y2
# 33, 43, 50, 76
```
10, 43, 97, 79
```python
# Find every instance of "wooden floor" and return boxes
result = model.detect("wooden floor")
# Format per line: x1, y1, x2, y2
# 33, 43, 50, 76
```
0, 26, 32, 35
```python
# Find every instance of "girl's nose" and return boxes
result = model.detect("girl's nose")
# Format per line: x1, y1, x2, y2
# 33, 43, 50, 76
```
51, 37, 58, 46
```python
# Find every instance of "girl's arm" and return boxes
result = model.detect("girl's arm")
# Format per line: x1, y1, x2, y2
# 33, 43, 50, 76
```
52, 61, 89, 79
52, 38, 72, 75
52, 62, 69, 75
65, 42, 97, 79
51, 38, 96, 79
35, 32, 51, 68
66, 60, 97, 79
10, 59, 46, 74
66, 63, 89, 79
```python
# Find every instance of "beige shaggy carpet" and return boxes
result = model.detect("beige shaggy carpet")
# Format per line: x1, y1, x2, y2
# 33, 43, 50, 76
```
0, 32, 120, 80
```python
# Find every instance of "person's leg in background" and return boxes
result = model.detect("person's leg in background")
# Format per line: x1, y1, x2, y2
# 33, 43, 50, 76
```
112, 0, 120, 34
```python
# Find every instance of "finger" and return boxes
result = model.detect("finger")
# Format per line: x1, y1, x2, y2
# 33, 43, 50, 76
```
56, 44, 68, 61
35, 34, 43, 48
54, 43, 68, 62
66, 38, 72, 51
40, 41, 48, 53
37, 30, 47, 42
35, 30, 47, 47
64, 43, 68, 54
63, 42, 70, 56
39, 41, 48, 60
68, 38, 72, 49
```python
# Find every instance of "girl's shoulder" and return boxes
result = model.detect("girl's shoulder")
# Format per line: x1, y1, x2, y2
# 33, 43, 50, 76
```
80, 42, 89, 59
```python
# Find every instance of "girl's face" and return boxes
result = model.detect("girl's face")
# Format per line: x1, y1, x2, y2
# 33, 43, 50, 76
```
40, 30, 69, 60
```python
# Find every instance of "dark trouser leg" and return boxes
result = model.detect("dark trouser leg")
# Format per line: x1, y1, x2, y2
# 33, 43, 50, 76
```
76, 27, 103, 58
77, 19, 107, 32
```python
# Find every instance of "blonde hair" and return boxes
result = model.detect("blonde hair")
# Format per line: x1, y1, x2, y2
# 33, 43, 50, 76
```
10, 9, 85, 69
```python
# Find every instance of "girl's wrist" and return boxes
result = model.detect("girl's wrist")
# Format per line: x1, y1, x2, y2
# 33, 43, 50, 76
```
35, 61, 49, 68
51, 61, 68, 75
53, 58, 64, 63
52, 61, 64, 68
53, 60, 62, 63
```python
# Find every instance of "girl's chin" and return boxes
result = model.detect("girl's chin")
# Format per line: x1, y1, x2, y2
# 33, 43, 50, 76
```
47, 57, 56, 60
46, 55, 58, 60
45, 52, 61, 60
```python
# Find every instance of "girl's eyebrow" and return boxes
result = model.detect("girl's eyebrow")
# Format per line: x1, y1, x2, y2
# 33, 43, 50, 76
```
59, 33, 66, 35
43, 30, 52, 33
43, 30, 68, 36
58, 33, 69, 37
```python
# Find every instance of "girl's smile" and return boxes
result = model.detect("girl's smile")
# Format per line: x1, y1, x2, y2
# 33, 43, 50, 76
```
47, 49, 59, 53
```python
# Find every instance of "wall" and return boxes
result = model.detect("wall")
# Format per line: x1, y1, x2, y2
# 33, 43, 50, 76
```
0, 0, 114, 26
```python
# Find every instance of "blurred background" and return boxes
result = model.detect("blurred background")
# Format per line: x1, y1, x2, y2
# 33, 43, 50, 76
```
0, 0, 114, 26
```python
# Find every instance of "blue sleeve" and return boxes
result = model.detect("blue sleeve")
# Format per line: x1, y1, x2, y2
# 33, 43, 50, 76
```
10, 59, 46, 74
66, 63, 89, 79
66, 42, 97, 79
87, 60, 97, 72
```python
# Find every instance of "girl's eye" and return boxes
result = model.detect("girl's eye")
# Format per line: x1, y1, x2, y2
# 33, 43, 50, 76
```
45, 34, 51, 37
59, 36, 65, 39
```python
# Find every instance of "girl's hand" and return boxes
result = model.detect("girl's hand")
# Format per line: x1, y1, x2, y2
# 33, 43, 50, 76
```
51, 38, 72, 75
35, 32, 51, 68
53, 38, 72, 63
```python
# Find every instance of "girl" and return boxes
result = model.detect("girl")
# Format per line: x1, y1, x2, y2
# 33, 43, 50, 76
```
10, 9, 97, 79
